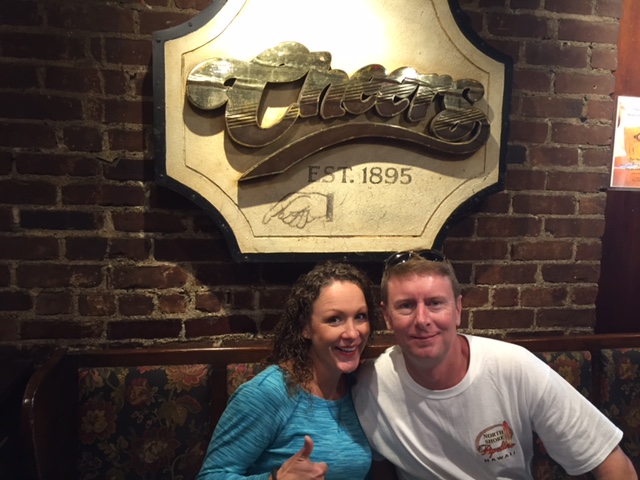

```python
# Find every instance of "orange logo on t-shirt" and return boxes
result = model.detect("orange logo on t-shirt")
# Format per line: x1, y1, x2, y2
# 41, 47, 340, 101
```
475, 421, 517, 461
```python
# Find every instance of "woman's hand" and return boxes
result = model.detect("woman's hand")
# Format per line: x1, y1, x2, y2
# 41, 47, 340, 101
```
275, 436, 328, 480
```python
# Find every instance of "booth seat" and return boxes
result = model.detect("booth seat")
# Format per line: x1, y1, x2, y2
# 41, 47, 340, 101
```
20, 334, 640, 480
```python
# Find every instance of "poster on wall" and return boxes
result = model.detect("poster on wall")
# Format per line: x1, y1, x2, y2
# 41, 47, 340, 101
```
611, 95, 640, 190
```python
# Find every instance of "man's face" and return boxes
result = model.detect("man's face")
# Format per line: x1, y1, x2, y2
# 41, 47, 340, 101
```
382, 272, 462, 367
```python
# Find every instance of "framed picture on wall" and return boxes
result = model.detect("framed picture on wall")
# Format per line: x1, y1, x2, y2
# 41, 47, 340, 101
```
611, 95, 640, 190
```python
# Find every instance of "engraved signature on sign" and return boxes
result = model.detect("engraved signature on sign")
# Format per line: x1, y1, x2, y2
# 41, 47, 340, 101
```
263, 192, 333, 229
186, 42, 490, 182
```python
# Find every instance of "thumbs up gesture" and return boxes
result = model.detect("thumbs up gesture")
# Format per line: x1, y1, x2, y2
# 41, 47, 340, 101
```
274, 436, 328, 480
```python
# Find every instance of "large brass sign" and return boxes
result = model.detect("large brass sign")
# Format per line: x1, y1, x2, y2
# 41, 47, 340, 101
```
153, 0, 511, 261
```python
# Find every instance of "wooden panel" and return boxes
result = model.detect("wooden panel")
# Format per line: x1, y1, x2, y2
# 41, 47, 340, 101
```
595, 0, 640, 333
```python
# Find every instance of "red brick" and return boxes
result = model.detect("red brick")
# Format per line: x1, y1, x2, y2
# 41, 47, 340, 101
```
112, 212, 186, 233
578, 195, 606, 215
545, 218, 605, 238
0, 152, 11, 175
477, 217, 542, 237
119, 294, 154, 316
509, 120, 549, 143
487, 14, 550, 38
0, 32, 84, 61
45, 66, 102, 93
158, 293, 189, 314
0, 237, 58, 260
536, 308, 595, 328
591, 47, 618, 70
0, 64, 39, 89
555, 72, 615, 95
0, 318, 19, 342
513, 194, 576, 215
545, 0, 592, 15
572, 286, 598, 305
597, 0, 623, 18
541, 264, 600, 283
475, 264, 538, 284
473, 309, 535, 329
194, 263, 261, 286
17, 264, 102, 288
513, 69, 553, 93
576, 241, 602, 260
47, 4, 135, 33
0, 181, 56, 205
558, 19, 619, 44
103, 158, 154, 182
551, 123, 612, 146
512, 240, 574, 260
21, 320, 104, 340
196, 292, 224, 313
586, 98, 615, 121
103, 70, 128, 95
107, 128, 150, 152
547, 171, 608, 192
35, 292, 73, 315
111, 266, 188, 289
0, 208, 13, 231
510, 0, 542, 9
521, 286, 568, 307
15, 153, 100, 177
492, 287, 520, 307
138, 11, 193, 34
0, 93, 83, 121
529, 146, 579, 167
525, 43, 589, 69
0, 123, 56, 148
104, 38, 152, 66
258, 288, 289, 310
62, 184, 145, 206
108, 319, 182, 340
108, 238, 151, 261
445, 217, 475, 238
232, 289, 256, 310
78, 293, 117, 316
155, 239, 231, 261
443, 240, 509, 260
184, 315, 258, 337
0, 291, 32, 311
0, 1, 40, 26
174, 0, 210, 9
20, 210, 103, 230
63, 127, 103, 152
65, 237, 108, 260
461, 286, 490, 308
583, 148, 612, 168
0, 266, 9, 287
521, 96, 583, 119
482, 192, 511, 213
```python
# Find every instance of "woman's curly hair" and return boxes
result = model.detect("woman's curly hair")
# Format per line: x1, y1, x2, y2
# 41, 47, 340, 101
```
266, 261, 377, 393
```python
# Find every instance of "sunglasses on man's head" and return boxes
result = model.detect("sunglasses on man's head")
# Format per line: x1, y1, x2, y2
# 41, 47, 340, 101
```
384, 249, 446, 269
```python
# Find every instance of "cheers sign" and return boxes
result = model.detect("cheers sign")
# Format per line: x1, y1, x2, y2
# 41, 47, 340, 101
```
187, 42, 489, 182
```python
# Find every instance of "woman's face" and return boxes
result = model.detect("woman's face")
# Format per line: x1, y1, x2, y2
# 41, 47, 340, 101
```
303, 281, 371, 380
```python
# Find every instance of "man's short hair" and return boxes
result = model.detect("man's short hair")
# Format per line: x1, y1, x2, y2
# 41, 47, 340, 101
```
381, 254, 461, 303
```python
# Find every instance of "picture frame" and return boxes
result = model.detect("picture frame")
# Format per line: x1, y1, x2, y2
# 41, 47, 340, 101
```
610, 95, 640, 190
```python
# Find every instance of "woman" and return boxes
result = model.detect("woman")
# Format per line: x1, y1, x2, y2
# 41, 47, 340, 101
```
197, 262, 376, 480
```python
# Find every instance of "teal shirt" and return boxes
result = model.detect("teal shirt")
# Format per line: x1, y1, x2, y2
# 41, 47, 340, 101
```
197, 365, 372, 480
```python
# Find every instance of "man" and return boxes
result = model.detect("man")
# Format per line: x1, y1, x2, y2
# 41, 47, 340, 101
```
353, 250, 637, 479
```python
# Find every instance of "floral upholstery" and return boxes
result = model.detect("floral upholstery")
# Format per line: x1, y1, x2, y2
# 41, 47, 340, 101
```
599, 348, 640, 472
76, 364, 213, 480
530, 351, 592, 480
226, 363, 267, 396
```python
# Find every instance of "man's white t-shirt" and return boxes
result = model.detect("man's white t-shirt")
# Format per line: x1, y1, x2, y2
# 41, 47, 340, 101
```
353, 335, 622, 480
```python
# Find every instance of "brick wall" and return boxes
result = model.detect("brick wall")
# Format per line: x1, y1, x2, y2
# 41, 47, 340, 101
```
0, 0, 622, 355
